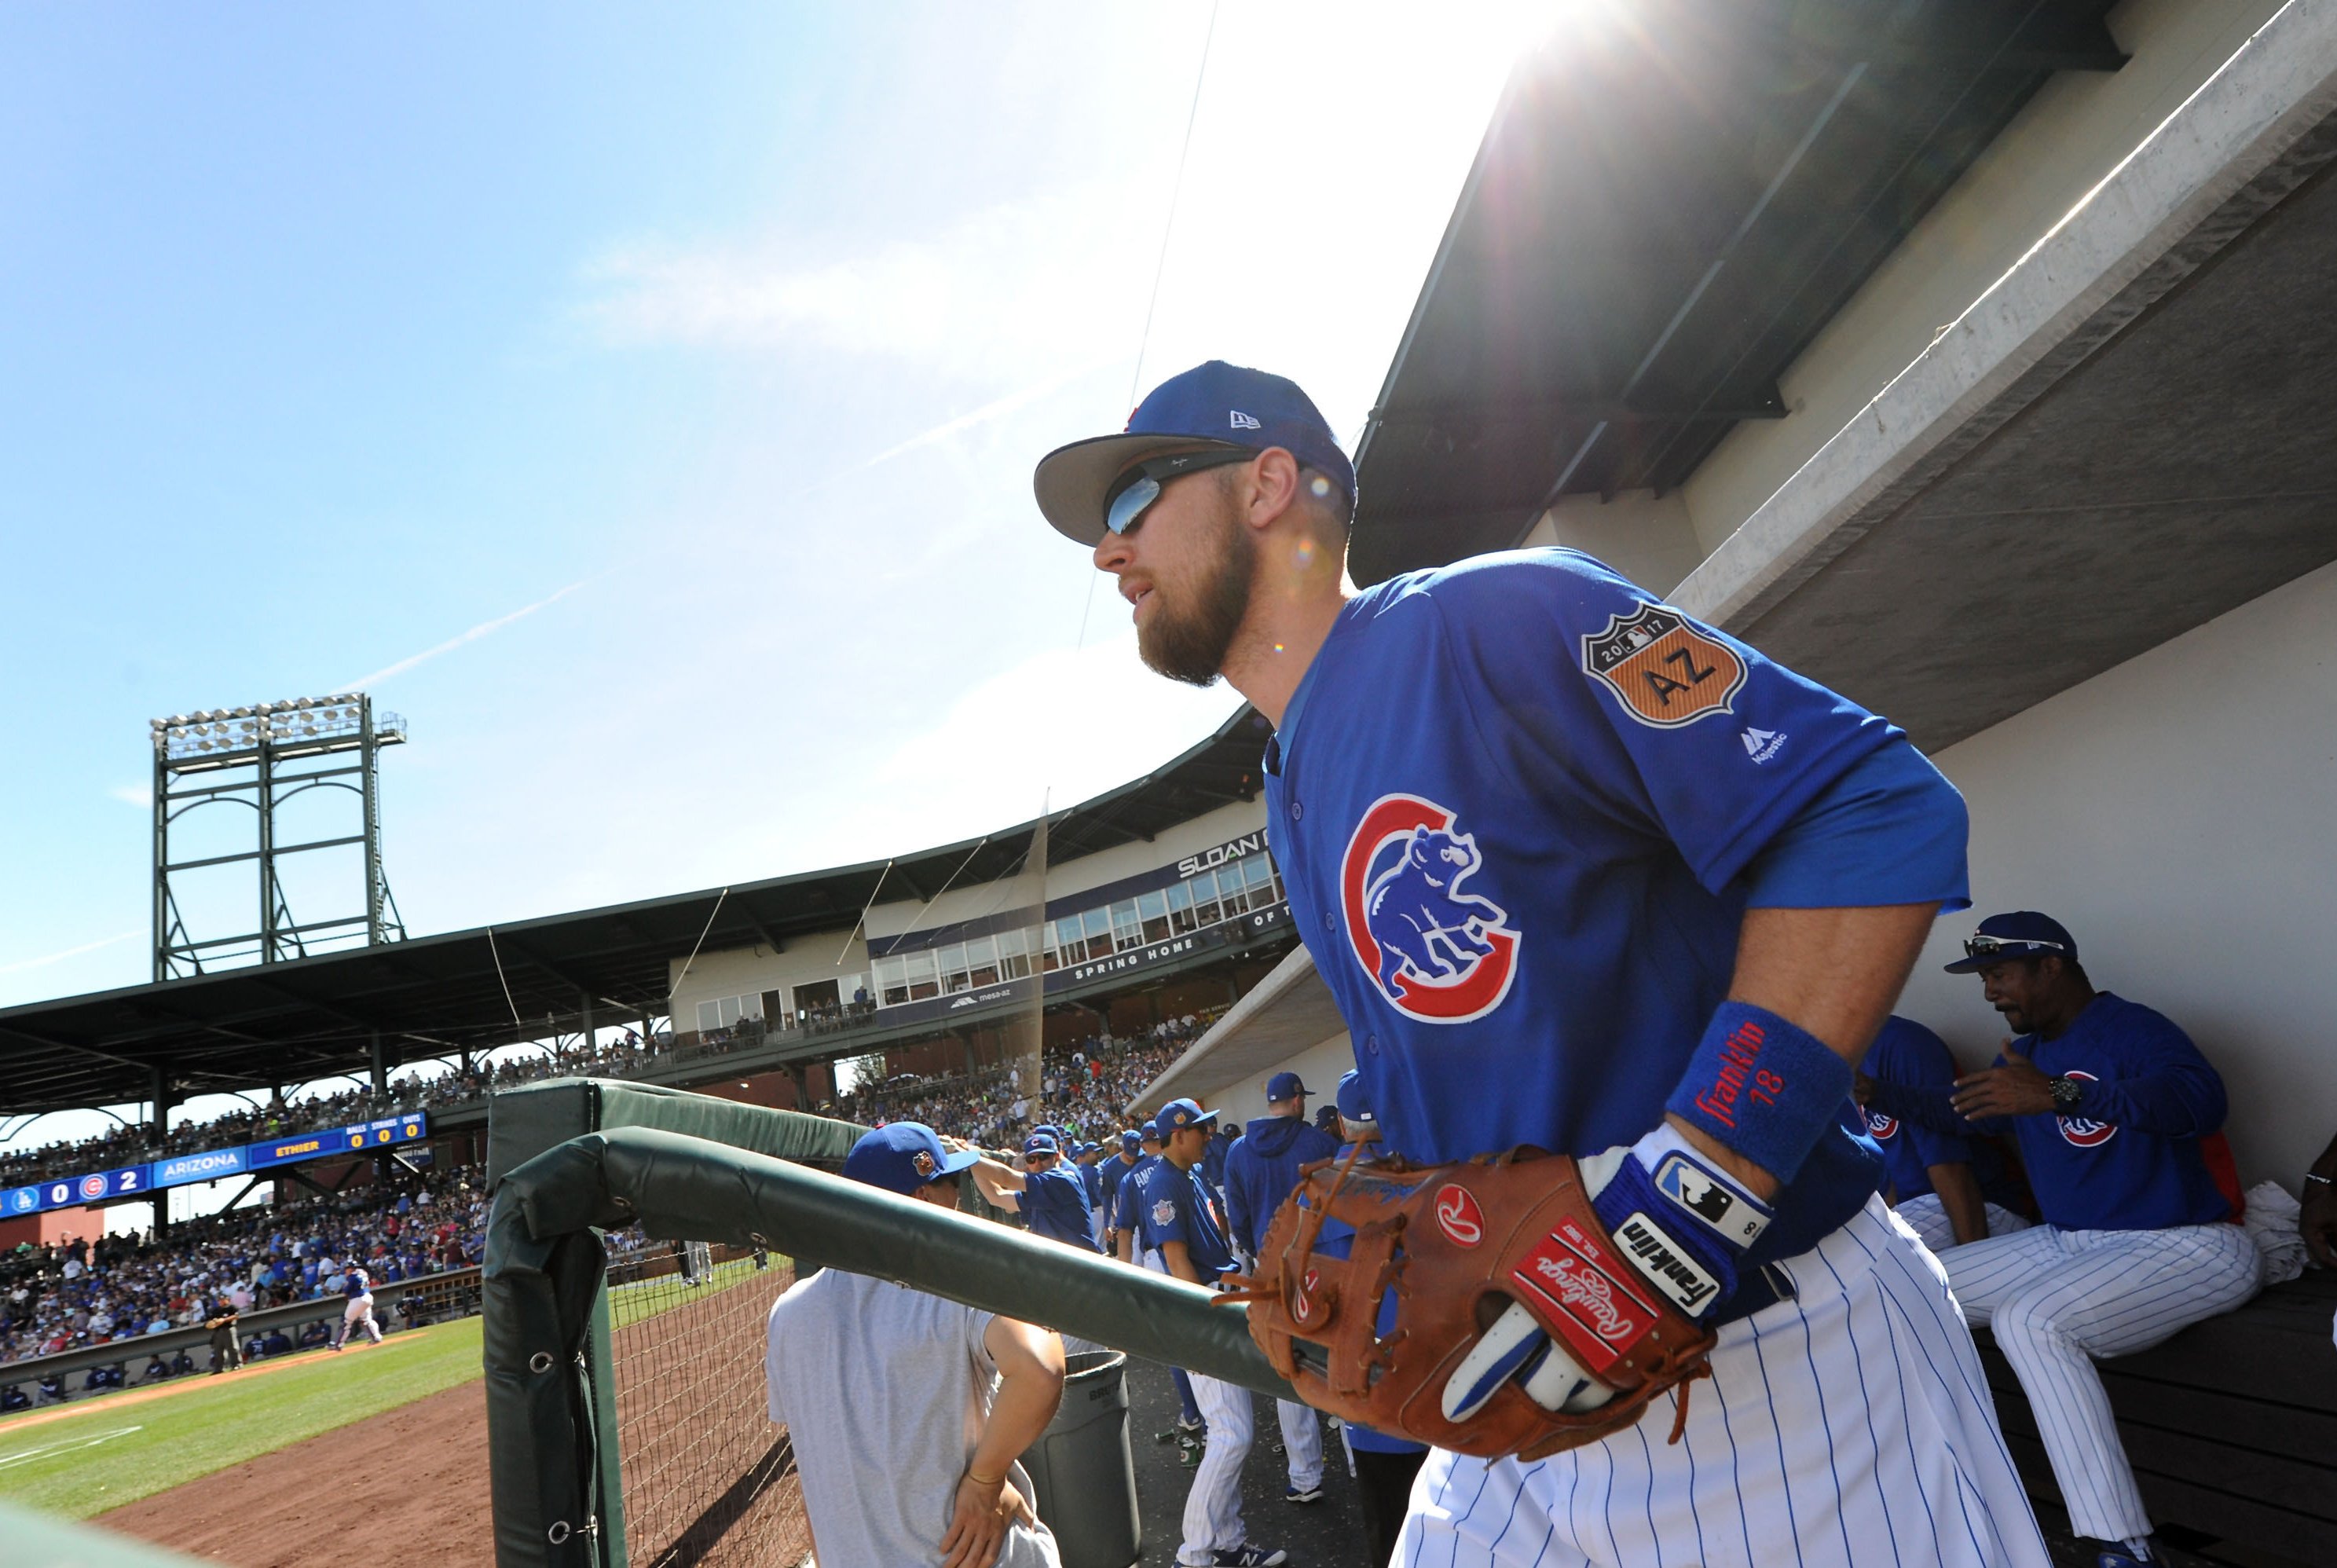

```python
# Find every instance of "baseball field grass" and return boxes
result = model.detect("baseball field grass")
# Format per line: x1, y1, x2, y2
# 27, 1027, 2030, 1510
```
0, 1316, 485, 1519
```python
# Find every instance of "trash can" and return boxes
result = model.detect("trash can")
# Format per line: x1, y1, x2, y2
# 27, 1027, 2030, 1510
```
1019, 1349, 1141, 1568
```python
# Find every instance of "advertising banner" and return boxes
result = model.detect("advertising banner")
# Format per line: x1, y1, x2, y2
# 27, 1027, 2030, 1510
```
154, 1145, 249, 1186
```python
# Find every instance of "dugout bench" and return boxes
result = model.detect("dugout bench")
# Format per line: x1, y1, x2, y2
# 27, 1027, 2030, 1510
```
1976, 1268, 2337, 1564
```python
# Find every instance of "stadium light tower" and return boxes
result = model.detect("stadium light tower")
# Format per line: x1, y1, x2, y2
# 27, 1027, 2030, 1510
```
149, 692, 409, 980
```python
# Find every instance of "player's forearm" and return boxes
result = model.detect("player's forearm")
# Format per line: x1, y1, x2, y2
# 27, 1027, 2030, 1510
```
1159, 1240, 1202, 1285
2068, 1062, 2225, 1138
1669, 903, 1936, 1196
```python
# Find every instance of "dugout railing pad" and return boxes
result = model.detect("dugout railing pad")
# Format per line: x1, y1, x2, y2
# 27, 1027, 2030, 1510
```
482, 1122, 1291, 1568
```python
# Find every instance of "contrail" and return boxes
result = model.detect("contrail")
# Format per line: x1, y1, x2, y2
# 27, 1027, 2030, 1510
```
0, 930, 137, 977
339, 578, 592, 691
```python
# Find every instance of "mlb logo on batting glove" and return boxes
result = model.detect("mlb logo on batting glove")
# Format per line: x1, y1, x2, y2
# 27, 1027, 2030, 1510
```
1585, 1128, 1771, 1324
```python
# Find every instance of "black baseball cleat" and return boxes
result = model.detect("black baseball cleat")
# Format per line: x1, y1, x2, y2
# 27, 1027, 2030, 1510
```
1283, 1482, 1323, 1504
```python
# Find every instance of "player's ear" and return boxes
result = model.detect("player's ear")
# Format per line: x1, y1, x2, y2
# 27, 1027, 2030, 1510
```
1244, 447, 1302, 531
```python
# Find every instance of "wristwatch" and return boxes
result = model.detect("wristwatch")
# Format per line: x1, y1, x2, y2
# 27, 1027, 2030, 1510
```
2047, 1075, 2083, 1114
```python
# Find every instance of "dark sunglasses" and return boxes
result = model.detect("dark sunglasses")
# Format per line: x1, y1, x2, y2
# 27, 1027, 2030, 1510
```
1962, 934, 2064, 962
1103, 449, 1255, 536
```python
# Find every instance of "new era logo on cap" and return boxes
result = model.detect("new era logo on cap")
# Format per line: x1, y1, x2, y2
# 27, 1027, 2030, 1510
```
1230, 409, 1262, 430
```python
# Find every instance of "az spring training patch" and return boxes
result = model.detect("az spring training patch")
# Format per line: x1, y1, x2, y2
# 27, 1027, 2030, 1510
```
1581, 601, 1746, 728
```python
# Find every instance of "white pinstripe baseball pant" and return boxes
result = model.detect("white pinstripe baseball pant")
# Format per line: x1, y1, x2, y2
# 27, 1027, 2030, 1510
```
1892, 1193, 2031, 1255
1942, 1220, 2262, 1545
1394, 1197, 2051, 1568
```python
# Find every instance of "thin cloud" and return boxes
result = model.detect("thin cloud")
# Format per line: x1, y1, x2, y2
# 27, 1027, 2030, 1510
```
0, 931, 138, 977
340, 579, 592, 691
108, 785, 152, 809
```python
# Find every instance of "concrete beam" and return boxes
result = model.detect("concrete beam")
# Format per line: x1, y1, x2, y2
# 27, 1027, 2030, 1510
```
1674, 1, 2337, 632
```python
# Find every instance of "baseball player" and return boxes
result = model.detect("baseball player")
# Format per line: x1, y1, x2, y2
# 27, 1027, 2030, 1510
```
964, 1132, 1099, 1251
1035, 361, 2049, 1566
1139, 1097, 1286, 1568
767, 1122, 1064, 1567
1108, 1121, 1207, 1445
332, 1263, 383, 1350
1218, 1071, 1335, 1506
1097, 1128, 1145, 1248
1859, 1013, 2033, 1251
1863, 911, 2262, 1568
1074, 1141, 1108, 1247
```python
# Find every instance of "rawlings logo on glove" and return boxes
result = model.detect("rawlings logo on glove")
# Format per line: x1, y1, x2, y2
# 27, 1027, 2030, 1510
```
1225, 1136, 1757, 1461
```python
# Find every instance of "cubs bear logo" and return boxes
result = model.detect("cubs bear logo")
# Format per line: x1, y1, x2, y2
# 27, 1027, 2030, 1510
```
2056, 1069, 2116, 1147
1340, 794, 1520, 1024
1581, 601, 1746, 728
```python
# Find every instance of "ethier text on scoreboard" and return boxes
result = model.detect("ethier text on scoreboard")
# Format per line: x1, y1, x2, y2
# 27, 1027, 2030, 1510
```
2, 1112, 428, 1216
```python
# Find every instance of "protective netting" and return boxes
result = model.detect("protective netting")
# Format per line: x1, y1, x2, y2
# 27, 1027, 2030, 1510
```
604, 1239, 809, 1568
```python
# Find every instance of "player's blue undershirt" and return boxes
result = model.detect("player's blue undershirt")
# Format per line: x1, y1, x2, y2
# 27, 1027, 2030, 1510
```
1263, 550, 1969, 1267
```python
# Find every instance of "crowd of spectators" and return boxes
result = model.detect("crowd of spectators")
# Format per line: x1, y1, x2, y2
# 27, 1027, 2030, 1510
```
0, 1028, 672, 1191
0, 1167, 489, 1370
834, 1011, 1216, 1149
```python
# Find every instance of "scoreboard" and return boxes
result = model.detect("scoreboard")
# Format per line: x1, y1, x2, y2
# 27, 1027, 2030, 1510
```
2, 1112, 428, 1216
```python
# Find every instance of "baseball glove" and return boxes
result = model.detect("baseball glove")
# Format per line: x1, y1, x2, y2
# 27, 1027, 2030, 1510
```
1227, 1145, 1717, 1460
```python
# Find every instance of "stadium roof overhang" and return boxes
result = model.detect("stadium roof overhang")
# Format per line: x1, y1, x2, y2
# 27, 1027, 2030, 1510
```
1348, 0, 2127, 587
1670, 5, 2337, 748
0, 707, 1277, 1116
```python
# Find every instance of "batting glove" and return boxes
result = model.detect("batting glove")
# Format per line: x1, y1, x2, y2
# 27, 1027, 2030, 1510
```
1441, 1126, 1771, 1421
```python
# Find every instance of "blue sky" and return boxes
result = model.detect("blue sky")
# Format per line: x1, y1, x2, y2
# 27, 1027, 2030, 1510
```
0, 3, 1535, 1125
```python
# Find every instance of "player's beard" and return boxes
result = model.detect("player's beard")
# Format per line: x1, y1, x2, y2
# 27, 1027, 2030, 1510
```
1137, 488, 1255, 687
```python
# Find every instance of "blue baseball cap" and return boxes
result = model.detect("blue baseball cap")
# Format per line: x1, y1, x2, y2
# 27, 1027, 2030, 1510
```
1035, 1123, 1064, 1141
1023, 1132, 1060, 1159
1335, 1069, 1376, 1128
1266, 1071, 1310, 1102
1942, 911, 2079, 973
1033, 361, 1356, 546
1156, 1097, 1218, 1134
1119, 1129, 1144, 1153
843, 1122, 980, 1196
1140, 1120, 1161, 1141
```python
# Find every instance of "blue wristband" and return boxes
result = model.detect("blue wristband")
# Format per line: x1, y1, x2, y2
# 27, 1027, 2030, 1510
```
1664, 1001, 1852, 1184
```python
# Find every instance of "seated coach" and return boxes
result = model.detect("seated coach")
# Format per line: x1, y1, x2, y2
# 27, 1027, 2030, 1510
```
1863, 911, 2259, 1568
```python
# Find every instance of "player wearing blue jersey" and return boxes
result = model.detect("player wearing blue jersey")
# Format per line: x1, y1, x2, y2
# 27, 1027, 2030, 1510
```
1108, 1121, 1207, 1441
1860, 1014, 2032, 1252
1036, 361, 2049, 1568
965, 1133, 1098, 1252
1139, 1097, 1285, 1568
1220, 1071, 1337, 1508
1098, 1129, 1145, 1250
1865, 912, 2262, 1568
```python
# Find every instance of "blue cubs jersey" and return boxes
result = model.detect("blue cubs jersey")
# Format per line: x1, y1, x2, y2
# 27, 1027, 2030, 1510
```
1266, 551, 1968, 1264
343, 1269, 371, 1298
1014, 1164, 1098, 1251
1877, 993, 2232, 1231
1112, 1154, 1160, 1237
1861, 1017, 1975, 1202
1099, 1154, 1141, 1224
1222, 1115, 1340, 1257
1137, 1159, 1237, 1277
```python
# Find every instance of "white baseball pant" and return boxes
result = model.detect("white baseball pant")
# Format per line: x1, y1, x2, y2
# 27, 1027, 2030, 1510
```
1394, 1196, 2052, 1568
1178, 1369, 1256, 1566
335, 1295, 382, 1348
1894, 1192, 2031, 1255
1942, 1219, 2262, 1545
1277, 1398, 1324, 1491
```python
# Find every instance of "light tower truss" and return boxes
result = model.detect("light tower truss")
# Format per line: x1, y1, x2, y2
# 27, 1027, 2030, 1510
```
151, 692, 408, 981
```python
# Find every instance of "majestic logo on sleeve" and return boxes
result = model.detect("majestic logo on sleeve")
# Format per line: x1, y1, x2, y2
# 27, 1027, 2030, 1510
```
1581, 601, 1747, 727
1340, 795, 1519, 1024
2055, 1069, 2116, 1147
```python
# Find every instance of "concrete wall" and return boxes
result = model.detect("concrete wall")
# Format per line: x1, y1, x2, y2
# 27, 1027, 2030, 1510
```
668, 929, 866, 1031
669, 798, 1270, 1031
1529, 0, 2291, 588
859, 798, 1269, 942
1895, 558, 2337, 1189
1183, 1029, 1357, 1130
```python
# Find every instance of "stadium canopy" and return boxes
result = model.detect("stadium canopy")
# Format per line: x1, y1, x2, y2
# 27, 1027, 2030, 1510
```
1348, 0, 2126, 586
0, 708, 1277, 1116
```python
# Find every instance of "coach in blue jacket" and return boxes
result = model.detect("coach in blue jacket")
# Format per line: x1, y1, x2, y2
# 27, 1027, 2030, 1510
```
1221, 1071, 1336, 1506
